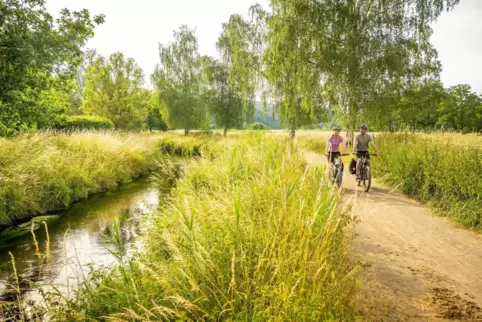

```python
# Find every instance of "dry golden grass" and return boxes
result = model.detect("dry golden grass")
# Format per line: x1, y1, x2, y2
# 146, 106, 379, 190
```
42, 133, 358, 321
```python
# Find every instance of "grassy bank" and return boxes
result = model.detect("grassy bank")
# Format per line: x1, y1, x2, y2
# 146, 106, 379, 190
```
0, 131, 202, 228
44, 134, 357, 321
374, 133, 482, 229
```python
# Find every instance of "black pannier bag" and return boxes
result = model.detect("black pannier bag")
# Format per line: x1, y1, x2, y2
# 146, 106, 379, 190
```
349, 158, 356, 175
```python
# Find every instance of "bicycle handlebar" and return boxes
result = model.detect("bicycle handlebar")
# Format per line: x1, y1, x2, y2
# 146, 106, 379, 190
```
351, 153, 378, 156
326, 152, 350, 156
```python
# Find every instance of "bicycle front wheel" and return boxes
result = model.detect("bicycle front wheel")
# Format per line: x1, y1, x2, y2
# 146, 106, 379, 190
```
363, 166, 371, 192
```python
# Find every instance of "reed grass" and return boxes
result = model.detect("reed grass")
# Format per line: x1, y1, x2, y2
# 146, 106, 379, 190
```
0, 130, 203, 228
42, 133, 358, 321
374, 133, 482, 229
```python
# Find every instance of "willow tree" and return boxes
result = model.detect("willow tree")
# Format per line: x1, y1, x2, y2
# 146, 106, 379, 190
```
216, 7, 266, 125
267, 0, 459, 134
201, 56, 244, 137
152, 25, 206, 135
264, 2, 326, 138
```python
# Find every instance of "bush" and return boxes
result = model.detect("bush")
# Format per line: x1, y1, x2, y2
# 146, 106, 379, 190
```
249, 122, 270, 130
374, 133, 482, 229
59, 115, 114, 131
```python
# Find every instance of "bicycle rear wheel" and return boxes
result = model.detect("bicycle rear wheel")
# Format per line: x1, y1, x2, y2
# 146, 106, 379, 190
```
336, 168, 343, 188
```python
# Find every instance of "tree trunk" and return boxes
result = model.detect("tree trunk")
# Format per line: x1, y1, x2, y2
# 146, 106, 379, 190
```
345, 95, 358, 148
289, 128, 295, 139
223, 128, 228, 137
345, 128, 354, 148
184, 129, 190, 136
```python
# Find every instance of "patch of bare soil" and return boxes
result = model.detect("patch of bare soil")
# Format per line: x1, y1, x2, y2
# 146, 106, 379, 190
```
429, 288, 482, 321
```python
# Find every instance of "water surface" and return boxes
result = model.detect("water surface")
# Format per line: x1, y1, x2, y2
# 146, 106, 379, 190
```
0, 176, 170, 306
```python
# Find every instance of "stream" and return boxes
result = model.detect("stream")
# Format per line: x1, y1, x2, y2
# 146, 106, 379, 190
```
0, 174, 172, 312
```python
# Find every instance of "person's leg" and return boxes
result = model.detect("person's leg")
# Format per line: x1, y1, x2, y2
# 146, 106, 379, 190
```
328, 153, 335, 180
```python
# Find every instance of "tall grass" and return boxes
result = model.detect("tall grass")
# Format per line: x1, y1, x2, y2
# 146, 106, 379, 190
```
300, 136, 328, 155
0, 131, 199, 228
374, 133, 482, 229
44, 134, 358, 321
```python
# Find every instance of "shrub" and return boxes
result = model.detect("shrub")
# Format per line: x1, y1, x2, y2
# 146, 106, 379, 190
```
59, 115, 114, 131
249, 122, 270, 130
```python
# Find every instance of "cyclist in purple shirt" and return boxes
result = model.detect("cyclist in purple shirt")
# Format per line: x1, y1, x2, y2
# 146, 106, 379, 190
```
325, 126, 348, 179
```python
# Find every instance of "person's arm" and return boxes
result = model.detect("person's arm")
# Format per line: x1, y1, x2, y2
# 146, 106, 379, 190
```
326, 139, 331, 155
352, 136, 357, 154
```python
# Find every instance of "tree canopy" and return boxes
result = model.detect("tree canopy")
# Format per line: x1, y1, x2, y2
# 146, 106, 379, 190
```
152, 26, 207, 135
0, 0, 104, 136
82, 52, 148, 130
3, 0, 481, 137
265, 0, 459, 132
201, 56, 244, 136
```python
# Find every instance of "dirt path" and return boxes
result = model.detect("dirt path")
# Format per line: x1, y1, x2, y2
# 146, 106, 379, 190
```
304, 151, 482, 321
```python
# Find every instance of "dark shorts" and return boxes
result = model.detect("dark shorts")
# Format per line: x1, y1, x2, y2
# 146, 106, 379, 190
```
356, 151, 370, 159
327, 151, 342, 163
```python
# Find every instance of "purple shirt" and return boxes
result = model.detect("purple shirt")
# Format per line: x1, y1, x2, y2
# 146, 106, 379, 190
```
327, 135, 344, 152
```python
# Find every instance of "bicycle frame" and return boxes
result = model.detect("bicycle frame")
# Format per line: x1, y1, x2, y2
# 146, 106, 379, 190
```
359, 155, 370, 179
327, 153, 348, 187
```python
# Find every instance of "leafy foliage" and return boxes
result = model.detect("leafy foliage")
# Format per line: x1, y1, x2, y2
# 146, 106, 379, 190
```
147, 92, 168, 131
217, 10, 265, 124
264, 2, 326, 133
81, 52, 148, 130
265, 0, 459, 130
70, 49, 100, 114
59, 115, 114, 131
152, 26, 207, 135
437, 85, 482, 132
0, 0, 104, 136
365, 79, 446, 131
249, 122, 270, 130
254, 101, 281, 129
363, 81, 482, 132
201, 56, 244, 136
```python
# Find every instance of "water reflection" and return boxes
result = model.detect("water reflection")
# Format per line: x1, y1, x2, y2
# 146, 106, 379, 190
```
0, 176, 169, 309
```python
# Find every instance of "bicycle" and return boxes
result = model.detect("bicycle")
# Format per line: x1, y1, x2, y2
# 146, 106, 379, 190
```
353, 153, 377, 192
327, 152, 349, 188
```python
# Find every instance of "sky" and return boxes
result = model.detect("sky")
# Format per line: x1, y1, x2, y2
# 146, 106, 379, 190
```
46, 0, 482, 93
